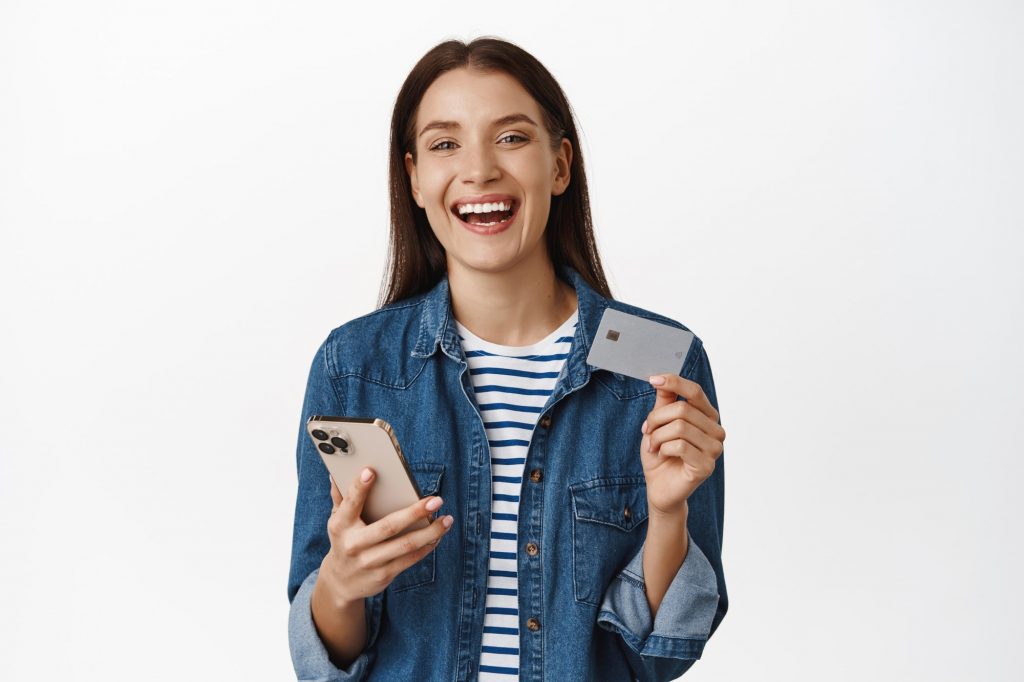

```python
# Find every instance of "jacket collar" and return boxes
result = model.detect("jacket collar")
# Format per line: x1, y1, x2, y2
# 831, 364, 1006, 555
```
410, 263, 608, 391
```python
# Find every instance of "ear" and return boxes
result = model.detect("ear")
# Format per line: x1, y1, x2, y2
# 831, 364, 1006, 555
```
405, 152, 424, 208
552, 137, 572, 196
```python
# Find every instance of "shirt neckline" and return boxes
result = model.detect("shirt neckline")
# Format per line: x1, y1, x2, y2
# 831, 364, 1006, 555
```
455, 308, 579, 355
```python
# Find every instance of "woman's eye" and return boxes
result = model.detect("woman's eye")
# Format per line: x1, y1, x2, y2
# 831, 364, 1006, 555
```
429, 140, 457, 152
499, 134, 528, 144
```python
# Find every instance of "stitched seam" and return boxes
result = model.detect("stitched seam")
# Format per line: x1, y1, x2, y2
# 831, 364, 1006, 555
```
569, 485, 598, 602
323, 337, 347, 414
642, 633, 708, 643
413, 297, 432, 356
569, 475, 647, 493
573, 516, 648, 532
620, 568, 645, 588
331, 361, 429, 390
617, 571, 646, 591
682, 338, 705, 379
591, 372, 657, 400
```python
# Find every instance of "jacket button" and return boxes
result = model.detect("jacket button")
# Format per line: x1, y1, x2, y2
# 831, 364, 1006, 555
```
623, 506, 632, 521
527, 617, 541, 631
539, 414, 552, 428
529, 468, 543, 483
525, 542, 539, 556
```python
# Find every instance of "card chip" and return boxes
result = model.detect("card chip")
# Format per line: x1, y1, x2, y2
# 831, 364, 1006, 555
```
606, 329, 620, 341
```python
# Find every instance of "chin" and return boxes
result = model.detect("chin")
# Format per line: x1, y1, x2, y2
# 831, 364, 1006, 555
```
455, 255, 518, 275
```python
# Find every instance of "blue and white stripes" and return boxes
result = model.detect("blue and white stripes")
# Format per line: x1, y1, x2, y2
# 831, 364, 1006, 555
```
455, 309, 578, 681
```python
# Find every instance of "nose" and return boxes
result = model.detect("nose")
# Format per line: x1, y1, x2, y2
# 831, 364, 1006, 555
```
459, 140, 501, 185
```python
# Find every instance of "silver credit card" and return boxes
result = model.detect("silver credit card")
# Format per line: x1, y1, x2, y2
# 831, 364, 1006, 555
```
586, 307, 695, 381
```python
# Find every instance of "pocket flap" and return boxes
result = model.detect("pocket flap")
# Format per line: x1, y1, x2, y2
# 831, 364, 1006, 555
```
408, 462, 444, 497
569, 476, 648, 531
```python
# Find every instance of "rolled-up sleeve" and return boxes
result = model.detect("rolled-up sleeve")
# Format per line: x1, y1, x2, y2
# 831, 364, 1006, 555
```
289, 568, 385, 681
596, 531, 721, 673
596, 342, 728, 680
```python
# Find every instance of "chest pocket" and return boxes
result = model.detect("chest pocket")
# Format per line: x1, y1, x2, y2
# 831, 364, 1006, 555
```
388, 462, 445, 594
569, 476, 649, 606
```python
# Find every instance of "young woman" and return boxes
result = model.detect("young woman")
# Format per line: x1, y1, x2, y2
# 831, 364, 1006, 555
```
287, 37, 728, 681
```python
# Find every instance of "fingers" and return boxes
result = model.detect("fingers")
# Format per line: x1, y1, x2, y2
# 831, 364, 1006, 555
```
349, 495, 445, 553
638, 393, 729, 473
646, 416, 721, 458
361, 513, 454, 570
643, 395, 725, 443
335, 467, 376, 526
353, 518, 452, 592
648, 374, 719, 422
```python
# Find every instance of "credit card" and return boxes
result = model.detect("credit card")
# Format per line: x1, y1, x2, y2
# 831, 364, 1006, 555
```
586, 307, 695, 381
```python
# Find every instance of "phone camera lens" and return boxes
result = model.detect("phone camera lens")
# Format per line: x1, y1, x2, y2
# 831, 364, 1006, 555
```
312, 429, 329, 441
317, 442, 336, 454
330, 437, 349, 451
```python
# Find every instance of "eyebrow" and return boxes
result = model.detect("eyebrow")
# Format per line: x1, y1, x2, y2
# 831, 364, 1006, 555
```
417, 113, 539, 139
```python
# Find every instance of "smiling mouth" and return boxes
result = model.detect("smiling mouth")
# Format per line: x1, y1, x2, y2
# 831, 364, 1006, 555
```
451, 200, 519, 227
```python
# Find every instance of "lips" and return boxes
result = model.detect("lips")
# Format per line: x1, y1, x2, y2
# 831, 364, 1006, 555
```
450, 191, 520, 233
451, 197, 521, 235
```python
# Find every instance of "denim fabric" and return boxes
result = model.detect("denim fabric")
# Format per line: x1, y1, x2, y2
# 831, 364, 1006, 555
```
287, 264, 728, 681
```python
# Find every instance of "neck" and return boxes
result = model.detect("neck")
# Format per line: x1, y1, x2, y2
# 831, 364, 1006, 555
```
447, 253, 578, 347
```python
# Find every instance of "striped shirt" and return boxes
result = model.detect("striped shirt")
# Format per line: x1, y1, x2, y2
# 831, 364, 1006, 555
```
454, 308, 579, 681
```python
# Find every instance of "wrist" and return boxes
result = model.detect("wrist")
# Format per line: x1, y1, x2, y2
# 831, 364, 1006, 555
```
318, 552, 362, 610
648, 498, 688, 527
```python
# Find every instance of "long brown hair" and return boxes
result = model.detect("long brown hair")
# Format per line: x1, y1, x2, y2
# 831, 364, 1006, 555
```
376, 36, 613, 309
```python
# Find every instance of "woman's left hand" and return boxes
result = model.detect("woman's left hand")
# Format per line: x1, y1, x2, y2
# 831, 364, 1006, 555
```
640, 374, 726, 517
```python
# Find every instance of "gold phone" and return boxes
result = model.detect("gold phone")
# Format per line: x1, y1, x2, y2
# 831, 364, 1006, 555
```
306, 416, 429, 535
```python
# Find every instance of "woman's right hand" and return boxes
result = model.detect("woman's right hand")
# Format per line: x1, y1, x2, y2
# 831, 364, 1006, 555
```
318, 467, 454, 606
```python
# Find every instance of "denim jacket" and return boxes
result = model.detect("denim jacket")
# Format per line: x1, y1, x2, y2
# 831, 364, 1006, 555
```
287, 263, 728, 681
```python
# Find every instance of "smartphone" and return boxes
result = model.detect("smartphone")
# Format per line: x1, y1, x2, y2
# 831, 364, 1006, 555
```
585, 307, 696, 382
306, 416, 429, 534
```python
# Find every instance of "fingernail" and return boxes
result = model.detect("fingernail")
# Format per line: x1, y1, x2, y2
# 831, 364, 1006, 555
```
426, 496, 443, 511
442, 515, 453, 528
361, 468, 373, 482
640, 419, 647, 434
649, 375, 665, 386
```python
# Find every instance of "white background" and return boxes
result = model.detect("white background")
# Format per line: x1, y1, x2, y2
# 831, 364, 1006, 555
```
2, 1, 1021, 680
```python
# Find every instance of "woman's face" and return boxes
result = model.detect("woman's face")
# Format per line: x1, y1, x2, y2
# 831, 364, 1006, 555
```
405, 67, 571, 275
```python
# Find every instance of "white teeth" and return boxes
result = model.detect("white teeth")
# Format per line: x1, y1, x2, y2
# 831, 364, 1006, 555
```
457, 200, 512, 215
